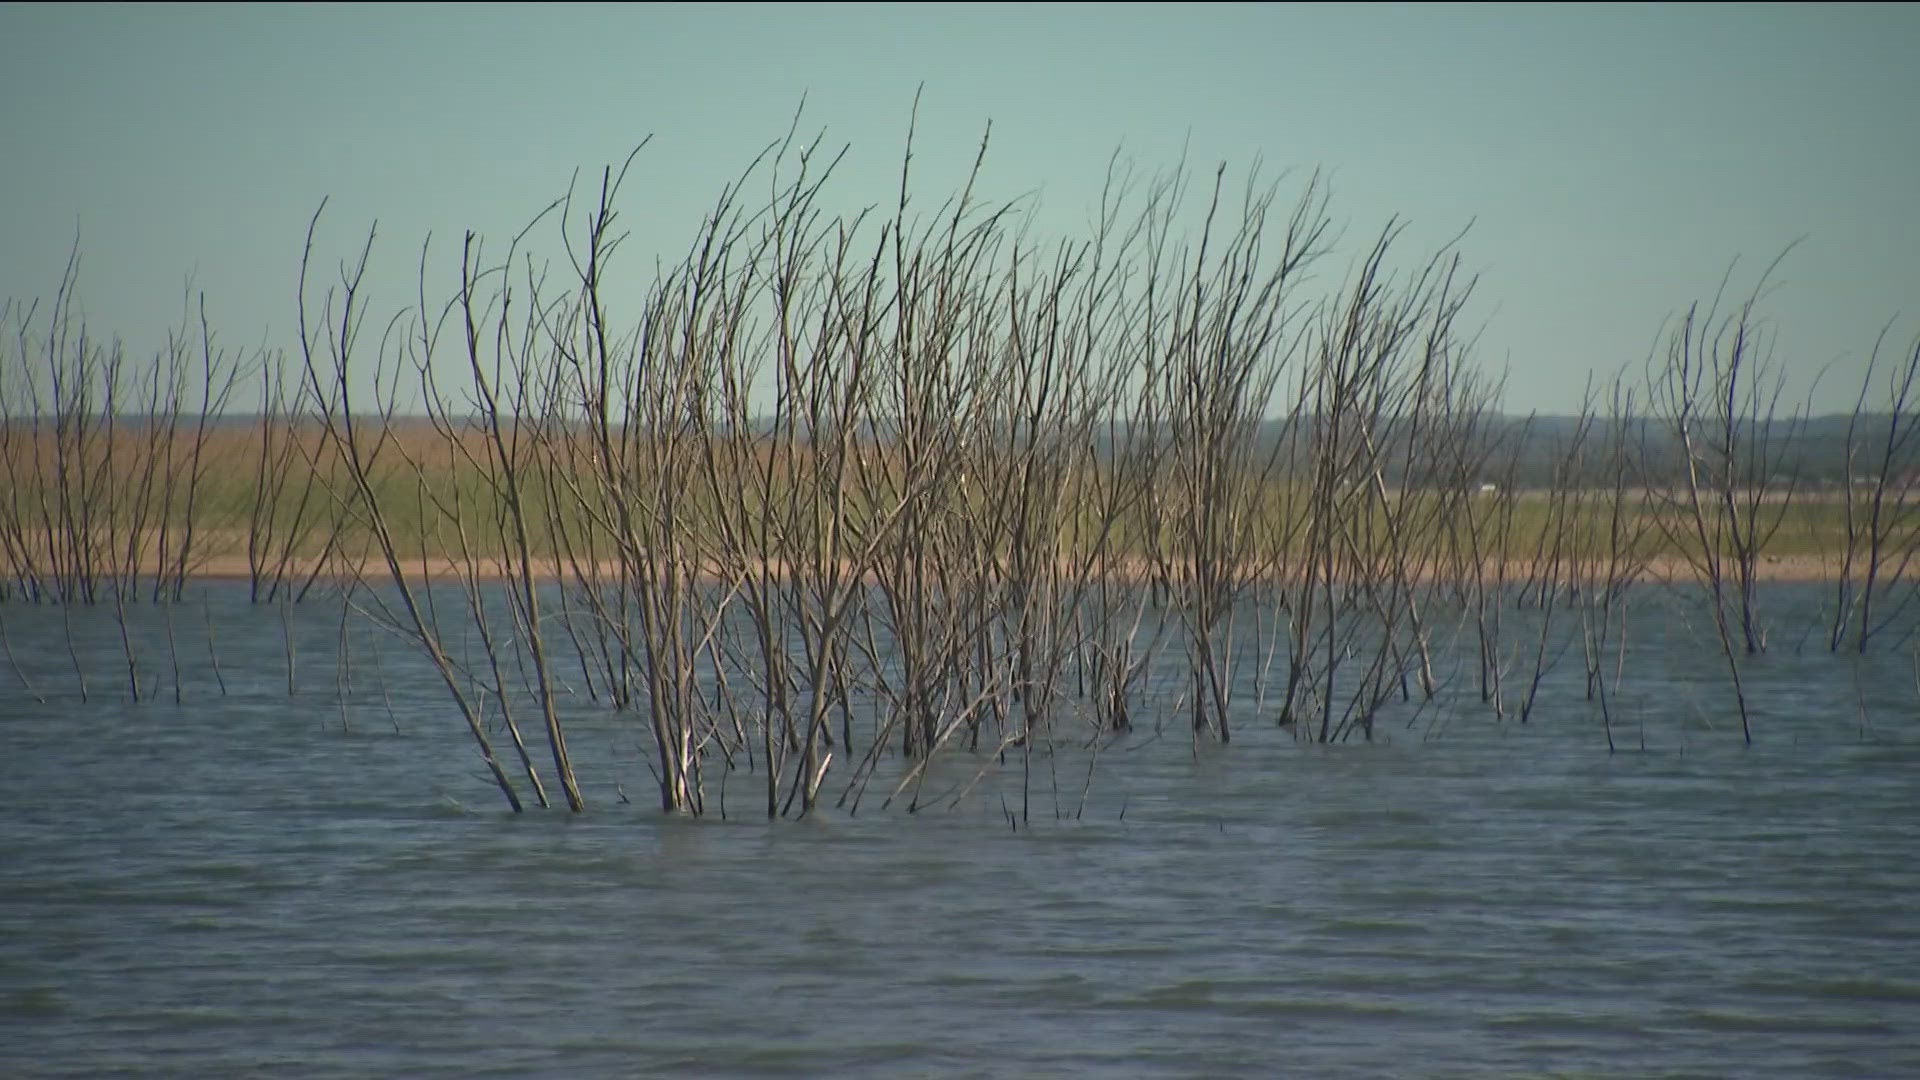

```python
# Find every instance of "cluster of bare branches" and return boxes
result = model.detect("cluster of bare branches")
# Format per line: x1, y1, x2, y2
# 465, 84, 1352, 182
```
1830, 328, 1920, 653
0, 252, 245, 602
289, 121, 1622, 813
7, 124, 1919, 805
0, 250, 268, 699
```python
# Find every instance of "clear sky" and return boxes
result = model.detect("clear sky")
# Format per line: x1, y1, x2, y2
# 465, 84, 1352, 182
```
2, 3, 1915, 415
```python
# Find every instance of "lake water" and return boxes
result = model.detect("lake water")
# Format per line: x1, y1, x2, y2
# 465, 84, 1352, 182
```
2, 583, 1918, 1076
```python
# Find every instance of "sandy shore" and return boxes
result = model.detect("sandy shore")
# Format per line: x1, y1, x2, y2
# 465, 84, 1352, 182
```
3, 529, 1863, 588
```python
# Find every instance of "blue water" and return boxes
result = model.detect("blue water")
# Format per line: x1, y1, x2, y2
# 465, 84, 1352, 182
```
2, 583, 1918, 1077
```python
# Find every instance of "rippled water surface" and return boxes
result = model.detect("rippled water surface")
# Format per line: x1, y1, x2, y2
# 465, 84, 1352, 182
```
3, 585, 1918, 1077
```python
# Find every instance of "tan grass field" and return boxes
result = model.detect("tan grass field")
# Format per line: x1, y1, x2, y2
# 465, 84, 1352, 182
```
0, 419, 1906, 592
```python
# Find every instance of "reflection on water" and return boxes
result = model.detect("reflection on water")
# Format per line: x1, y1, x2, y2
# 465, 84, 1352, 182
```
1, 584, 1917, 1076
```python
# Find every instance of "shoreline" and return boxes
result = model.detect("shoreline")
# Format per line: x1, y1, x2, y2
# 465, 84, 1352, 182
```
3, 547, 1864, 587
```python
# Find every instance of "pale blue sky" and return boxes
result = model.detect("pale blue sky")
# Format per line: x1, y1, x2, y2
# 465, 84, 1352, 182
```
2, 3, 1914, 414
